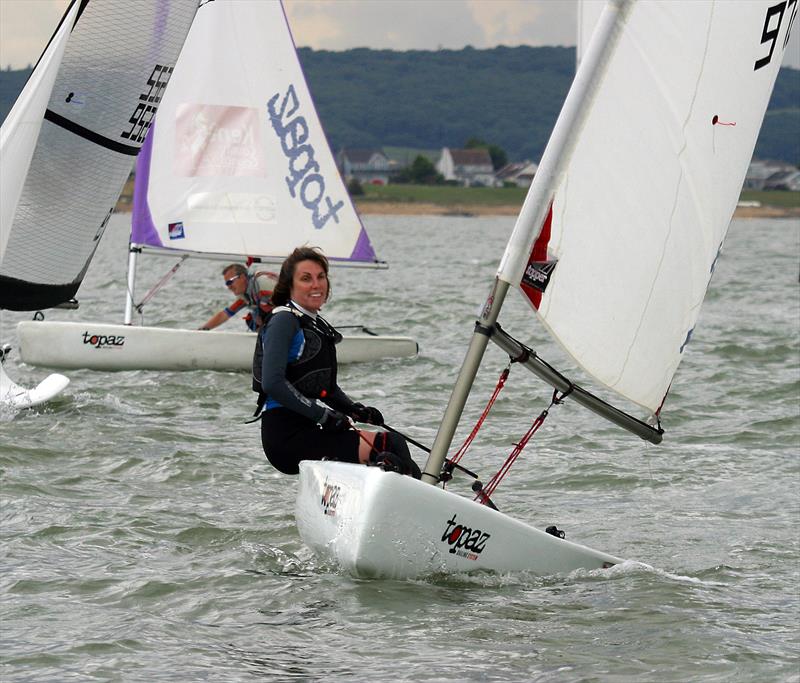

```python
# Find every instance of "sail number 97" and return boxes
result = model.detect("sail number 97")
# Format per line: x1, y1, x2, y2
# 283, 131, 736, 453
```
754, 0, 797, 70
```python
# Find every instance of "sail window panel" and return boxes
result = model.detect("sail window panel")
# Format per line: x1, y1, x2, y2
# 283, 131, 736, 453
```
183, 193, 278, 226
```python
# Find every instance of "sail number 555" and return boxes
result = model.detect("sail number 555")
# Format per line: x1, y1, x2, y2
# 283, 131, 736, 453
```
754, 0, 797, 70
121, 64, 174, 144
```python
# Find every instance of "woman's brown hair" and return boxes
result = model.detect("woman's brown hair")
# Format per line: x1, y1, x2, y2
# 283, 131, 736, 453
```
271, 246, 330, 307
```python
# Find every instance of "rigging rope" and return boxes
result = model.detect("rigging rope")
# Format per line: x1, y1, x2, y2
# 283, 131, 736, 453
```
475, 387, 572, 505
133, 255, 189, 315
449, 361, 511, 468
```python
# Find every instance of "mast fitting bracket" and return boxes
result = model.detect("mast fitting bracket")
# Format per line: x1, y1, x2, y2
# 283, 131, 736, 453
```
473, 321, 494, 337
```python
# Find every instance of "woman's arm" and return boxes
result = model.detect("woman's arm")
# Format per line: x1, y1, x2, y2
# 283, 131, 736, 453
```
323, 385, 357, 414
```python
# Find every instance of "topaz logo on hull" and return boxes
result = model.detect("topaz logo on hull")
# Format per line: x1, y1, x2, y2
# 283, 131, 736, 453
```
441, 513, 491, 561
320, 478, 341, 517
82, 332, 125, 350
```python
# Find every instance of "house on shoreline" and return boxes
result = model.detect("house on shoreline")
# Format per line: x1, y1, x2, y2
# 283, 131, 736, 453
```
495, 161, 538, 188
745, 160, 800, 191
436, 148, 496, 187
337, 148, 393, 185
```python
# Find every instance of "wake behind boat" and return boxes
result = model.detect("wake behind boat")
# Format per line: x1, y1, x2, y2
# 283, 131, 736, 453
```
295, 0, 791, 578
16, 0, 417, 372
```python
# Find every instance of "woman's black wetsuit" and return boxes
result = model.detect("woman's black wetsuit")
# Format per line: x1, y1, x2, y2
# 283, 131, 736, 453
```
257, 303, 360, 474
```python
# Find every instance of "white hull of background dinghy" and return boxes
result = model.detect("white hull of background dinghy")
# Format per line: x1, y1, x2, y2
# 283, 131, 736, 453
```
295, 460, 623, 579
17, 321, 418, 371
1, 347, 69, 409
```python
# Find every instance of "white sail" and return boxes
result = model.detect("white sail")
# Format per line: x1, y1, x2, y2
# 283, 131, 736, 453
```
510, 0, 790, 414
0, 0, 197, 311
132, 0, 378, 265
0, 2, 80, 261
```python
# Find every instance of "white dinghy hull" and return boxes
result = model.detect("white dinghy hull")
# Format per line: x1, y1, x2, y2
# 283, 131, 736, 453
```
296, 461, 622, 580
1, 348, 69, 409
17, 321, 417, 371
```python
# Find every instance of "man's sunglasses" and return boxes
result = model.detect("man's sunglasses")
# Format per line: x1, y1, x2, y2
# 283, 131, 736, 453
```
225, 274, 242, 287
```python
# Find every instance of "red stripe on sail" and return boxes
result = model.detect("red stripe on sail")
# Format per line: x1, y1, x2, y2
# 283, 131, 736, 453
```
520, 202, 554, 310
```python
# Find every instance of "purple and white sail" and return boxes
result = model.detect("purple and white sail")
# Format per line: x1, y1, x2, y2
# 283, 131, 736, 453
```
132, 0, 378, 266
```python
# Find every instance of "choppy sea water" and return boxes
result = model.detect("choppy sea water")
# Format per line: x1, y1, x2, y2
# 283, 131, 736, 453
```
1, 213, 798, 682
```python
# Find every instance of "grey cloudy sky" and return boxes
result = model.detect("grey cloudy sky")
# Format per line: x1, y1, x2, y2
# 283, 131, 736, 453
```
1, 0, 798, 68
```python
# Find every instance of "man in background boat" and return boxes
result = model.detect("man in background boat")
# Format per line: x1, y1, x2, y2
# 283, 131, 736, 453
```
199, 264, 278, 331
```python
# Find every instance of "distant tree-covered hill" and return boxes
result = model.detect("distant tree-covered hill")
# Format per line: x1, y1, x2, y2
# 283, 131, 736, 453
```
0, 68, 31, 120
296, 46, 799, 165
2, 46, 797, 164
295, 45, 575, 163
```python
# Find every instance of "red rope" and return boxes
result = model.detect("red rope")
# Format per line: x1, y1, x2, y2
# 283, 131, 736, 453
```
449, 365, 510, 466
477, 409, 549, 502
475, 388, 569, 505
443, 362, 570, 505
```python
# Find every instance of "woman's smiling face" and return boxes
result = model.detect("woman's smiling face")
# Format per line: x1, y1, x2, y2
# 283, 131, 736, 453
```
291, 259, 328, 313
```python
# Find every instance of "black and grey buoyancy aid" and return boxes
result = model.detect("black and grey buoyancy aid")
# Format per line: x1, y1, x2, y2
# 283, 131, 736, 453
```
252, 303, 342, 410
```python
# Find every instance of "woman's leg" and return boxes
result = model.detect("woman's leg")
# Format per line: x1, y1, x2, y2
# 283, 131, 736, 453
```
357, 430, 378, 464
262, 408, 362, 472
366, 431, 422, 479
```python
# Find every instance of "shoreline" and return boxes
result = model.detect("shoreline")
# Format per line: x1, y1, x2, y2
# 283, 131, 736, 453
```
354, 201, 800, 219
113, 198, 800, 219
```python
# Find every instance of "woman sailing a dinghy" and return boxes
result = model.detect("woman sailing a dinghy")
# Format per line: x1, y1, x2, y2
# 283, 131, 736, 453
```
254, 247, 420, 478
